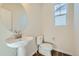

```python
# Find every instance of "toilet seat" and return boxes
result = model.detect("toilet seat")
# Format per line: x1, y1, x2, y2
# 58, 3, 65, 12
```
39, 43, 53, 51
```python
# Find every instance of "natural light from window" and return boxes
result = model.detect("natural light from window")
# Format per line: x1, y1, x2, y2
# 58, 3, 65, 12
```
54, 3, 67, 26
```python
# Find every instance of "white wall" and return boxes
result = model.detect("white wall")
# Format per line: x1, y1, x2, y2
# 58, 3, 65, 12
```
42, 4, 74, 55
22, 4, 42, 36
0, 8, 11, 30
74, 4, 79, 56
0, 8, 16, 56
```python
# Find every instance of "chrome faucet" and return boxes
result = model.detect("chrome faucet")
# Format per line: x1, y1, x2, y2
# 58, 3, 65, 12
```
14, 30, 22, 39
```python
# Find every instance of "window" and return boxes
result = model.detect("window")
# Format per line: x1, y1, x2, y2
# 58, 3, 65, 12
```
54, 3, 67, 26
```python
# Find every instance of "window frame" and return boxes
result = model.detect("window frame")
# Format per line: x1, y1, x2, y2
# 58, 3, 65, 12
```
54, 3, 68, 26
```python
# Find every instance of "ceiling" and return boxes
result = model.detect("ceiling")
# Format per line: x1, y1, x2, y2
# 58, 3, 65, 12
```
0, 3, 24, 11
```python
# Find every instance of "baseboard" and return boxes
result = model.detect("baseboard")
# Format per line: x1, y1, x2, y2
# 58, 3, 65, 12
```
33, 49, 72, 56
54, 49, 72, 56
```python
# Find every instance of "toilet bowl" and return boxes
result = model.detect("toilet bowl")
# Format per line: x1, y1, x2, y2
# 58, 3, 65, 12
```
39, 43, 53, 56
39, 43, 53, 51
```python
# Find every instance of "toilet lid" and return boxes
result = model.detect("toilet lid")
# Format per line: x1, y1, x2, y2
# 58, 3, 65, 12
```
39, 43, 53, 51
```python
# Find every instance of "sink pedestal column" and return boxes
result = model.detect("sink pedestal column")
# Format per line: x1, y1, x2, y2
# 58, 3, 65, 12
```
17, 46, 27, 56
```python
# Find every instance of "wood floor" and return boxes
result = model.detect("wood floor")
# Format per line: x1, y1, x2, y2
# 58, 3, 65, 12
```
33, 50, 71, 56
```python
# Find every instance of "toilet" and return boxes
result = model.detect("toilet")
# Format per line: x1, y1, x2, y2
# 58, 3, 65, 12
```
36, 35, 54, 56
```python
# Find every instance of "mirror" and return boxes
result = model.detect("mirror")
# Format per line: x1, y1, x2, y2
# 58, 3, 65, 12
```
16, 12, 28, 33
0, 4, 28, 34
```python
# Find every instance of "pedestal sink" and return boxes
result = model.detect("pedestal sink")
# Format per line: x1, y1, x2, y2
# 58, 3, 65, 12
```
6, 39, 26, 48
5, 34, 34, 56
6, 35, 33, 48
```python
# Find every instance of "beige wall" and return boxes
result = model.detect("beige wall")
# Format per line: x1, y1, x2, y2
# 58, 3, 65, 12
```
42, 4, 74, 55
22, 4, 42, 36
74, 4, 79, 55
0, 8, 16, 56
0, 8, 11, 30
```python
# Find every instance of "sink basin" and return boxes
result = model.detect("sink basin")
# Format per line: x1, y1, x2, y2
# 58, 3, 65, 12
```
6, 36, 33, 48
